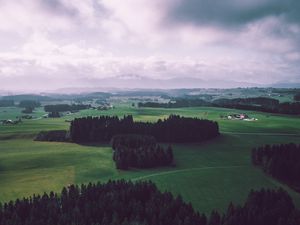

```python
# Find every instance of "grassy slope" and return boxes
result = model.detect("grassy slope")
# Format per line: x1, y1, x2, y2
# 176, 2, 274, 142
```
0, 105, 300, 214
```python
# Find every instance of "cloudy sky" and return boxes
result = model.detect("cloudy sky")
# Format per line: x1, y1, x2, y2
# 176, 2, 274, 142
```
0, 0, 300, 91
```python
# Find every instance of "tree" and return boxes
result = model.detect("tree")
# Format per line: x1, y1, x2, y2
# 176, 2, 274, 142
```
19, 100, 41, 108
70, 115, 219, 143
251, 143, 300, 191
0, 100, 14, 107
111, 135, 174, 170
294, 93, 300, 101
0, 180, 206, 225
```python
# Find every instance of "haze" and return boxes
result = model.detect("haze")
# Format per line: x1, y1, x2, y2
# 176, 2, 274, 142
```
0, 0, 300, 92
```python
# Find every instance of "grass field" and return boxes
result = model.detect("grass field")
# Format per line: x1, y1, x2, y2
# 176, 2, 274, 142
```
0, 105, 300, 214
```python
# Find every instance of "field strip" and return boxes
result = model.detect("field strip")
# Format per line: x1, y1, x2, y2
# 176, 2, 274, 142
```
222, 132, 300, 136
131, 165, 248, 181
32, 117, 43, 120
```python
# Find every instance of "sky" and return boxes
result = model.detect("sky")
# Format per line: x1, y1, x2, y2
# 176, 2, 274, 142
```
0, 0, 300, 92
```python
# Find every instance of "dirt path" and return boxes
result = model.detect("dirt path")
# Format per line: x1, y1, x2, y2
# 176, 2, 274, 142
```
222, 132, 300, 136
131, 165, 248, 181
32, 117, 43, 121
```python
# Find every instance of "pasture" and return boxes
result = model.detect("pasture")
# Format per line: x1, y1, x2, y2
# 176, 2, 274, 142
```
0, 105, 300, 214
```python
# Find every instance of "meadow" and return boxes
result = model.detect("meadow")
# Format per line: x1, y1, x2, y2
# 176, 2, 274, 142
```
0, 105, 300, 214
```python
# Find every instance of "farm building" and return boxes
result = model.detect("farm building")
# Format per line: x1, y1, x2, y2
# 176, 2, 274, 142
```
227, 113, 249, 120
227, 113, 257, 121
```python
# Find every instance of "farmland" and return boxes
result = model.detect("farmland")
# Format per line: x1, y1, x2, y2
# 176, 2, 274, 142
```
0, 104, 300, 214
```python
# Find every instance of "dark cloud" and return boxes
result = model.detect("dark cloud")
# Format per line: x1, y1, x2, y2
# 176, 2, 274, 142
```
39, 0, 109, 19
169, 0, 300, 26
40, 0, 79, 17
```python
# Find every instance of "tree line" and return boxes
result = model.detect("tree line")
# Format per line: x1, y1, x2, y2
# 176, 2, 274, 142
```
44, 104, 91, 113
0, 99, 42, 108
18, 100, 41, 108
111, 134, 174, 170
294, 93, 300, 101
217, 188, 300, 225
213, 97, 279, 109
138, 97, 277, 109
0, 100, 14, 107
213, 97, 300, 115
138, 98, 210, 108
0, 180, 299, 225
34, 130, 69, 142
138, 97, 300, 115
252, 143, 300, 192
0, 99, 41, 113
70, 115, 220, 143
19, 100, 41, 114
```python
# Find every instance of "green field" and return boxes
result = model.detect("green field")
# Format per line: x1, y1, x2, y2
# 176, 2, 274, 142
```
0, 105, 300, 214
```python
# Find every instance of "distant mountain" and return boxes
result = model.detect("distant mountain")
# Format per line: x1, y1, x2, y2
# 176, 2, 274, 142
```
271, 82, 300, 88
73, 76, 260, 90
0, 76, 262, 94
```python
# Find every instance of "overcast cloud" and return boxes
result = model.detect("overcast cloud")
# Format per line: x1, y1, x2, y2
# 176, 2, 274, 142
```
0, 0, 299, 91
